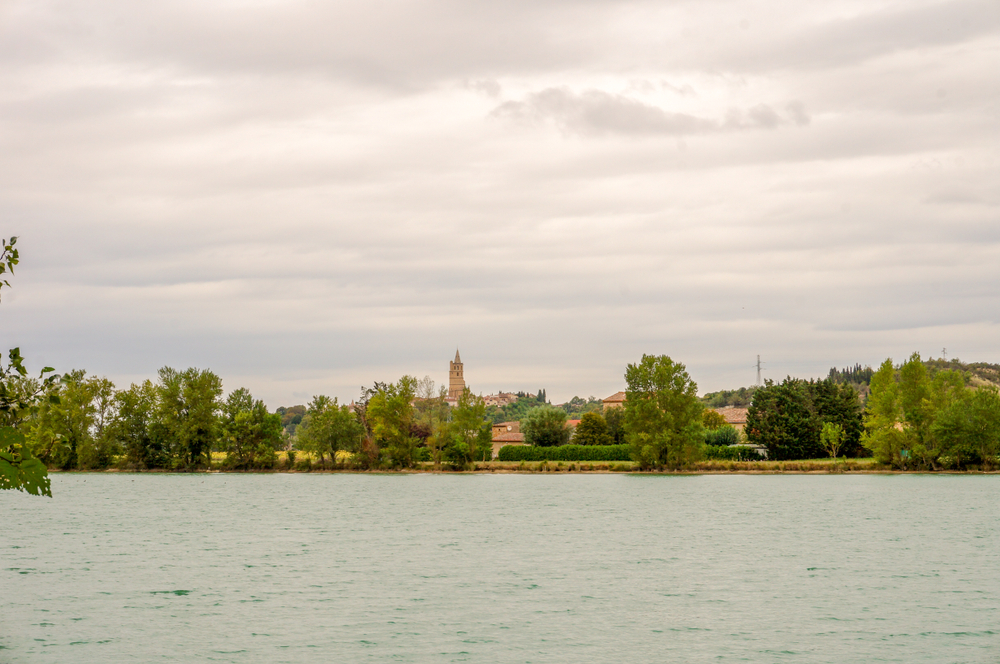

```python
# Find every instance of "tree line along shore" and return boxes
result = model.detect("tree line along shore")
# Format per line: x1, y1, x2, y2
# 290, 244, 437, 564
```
4, 237, 1000, 497
5, 351, 1000, 498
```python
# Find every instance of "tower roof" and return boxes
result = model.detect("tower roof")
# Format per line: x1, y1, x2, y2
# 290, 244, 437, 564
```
454, 349, 461, 364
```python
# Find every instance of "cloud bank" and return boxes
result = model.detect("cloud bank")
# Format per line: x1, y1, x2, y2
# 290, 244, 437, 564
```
1, 0, 998, 406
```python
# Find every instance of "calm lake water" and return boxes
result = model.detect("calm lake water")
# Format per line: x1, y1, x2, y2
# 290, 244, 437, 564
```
3, 474, 999, 663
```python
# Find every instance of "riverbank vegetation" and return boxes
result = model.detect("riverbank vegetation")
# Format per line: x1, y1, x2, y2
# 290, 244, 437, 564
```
5, 351, 1000, 485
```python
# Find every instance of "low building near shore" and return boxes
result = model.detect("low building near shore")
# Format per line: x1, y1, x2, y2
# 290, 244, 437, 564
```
491, 428, 526, 459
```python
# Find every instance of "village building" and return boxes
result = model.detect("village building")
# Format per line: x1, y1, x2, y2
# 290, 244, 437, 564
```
491, 421, 525, 459
483, 392, 517, 407
602, 391, 626, 409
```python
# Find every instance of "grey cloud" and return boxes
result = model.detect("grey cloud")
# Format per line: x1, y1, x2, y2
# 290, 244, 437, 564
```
785, 101, 809, 126
4, 0, 998, 92
492, 88, 715, 135
462, 79, 502, 98
493, 88, 807, 136
728, 0, 1000, 72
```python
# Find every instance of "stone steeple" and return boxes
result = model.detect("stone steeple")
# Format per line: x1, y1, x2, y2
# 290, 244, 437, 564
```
448, 349, 466, 401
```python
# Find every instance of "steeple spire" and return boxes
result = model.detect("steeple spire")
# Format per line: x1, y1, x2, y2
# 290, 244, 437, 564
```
454, 349, 461, 364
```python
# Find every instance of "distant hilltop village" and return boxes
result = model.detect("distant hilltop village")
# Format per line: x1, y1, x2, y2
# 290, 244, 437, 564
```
444, 349, 517, 407
441, 349, 748, 458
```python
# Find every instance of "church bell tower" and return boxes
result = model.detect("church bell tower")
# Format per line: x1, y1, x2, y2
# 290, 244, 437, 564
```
448, 349, 466, 401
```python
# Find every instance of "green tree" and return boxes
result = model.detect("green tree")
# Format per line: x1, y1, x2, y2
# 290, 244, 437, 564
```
296, 395, 364, 465
417, 384, 450, 468
77, 376, 118, 469
521, 405, 570, 447
702, 409, 727, 430
111, 380, 163, 468
810, 378, 865, 456
154, 367, 223, 467
746, 377, 862, 460
603, 406, 626, 445
559, 395, 604, 418
820, 422, 844, 460
442, 390, 493, 467
931, 387, 1000, 469
701, 386, 758, 408
862, 359, 908, 466
572, 411, 612, 446
27, 370, 112, 470
220, 388, 282, 469
862, 354, 968, 468
366, 376, 419, 467
704, 425, 740, 447
487, 392, 548, 425
624, 354, 704, 469
746, 379, 819, 460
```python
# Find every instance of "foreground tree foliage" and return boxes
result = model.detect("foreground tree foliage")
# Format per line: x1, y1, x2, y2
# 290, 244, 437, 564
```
1, 236, 61, 495
624, 354, 703, 469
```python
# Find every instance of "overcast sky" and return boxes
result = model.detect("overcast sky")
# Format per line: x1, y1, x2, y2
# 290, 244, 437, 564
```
2, 0, 998, 407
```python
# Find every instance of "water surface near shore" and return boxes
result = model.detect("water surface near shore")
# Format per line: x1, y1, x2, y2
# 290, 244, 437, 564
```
4, 474, 998, 663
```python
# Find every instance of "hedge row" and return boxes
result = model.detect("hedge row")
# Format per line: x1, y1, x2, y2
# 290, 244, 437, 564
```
498, 444, 632, 462
702, 445, 765, 461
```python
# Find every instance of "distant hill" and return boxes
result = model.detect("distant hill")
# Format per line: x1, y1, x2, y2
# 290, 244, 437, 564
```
704, 358, 1000, 408
701, 386, 757, 408
922, 358, 1000, 388
826, 358, 1000, 390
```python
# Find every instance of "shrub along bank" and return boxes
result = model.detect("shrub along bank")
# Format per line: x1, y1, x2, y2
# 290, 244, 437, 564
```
498, 444, 631, 462
702, 445, 762, 461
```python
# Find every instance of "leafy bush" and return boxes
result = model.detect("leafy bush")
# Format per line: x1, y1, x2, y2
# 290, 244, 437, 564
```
497, 444, 631, 462
702, 444, 763, 461
521, 406, 570, 446
704, 426, 740, 446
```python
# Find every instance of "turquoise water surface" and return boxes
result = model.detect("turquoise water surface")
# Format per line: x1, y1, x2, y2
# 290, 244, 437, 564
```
3, 474, 998, 662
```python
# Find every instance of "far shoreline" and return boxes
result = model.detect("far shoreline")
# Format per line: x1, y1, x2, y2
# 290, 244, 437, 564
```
48, 462, 1000, 476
